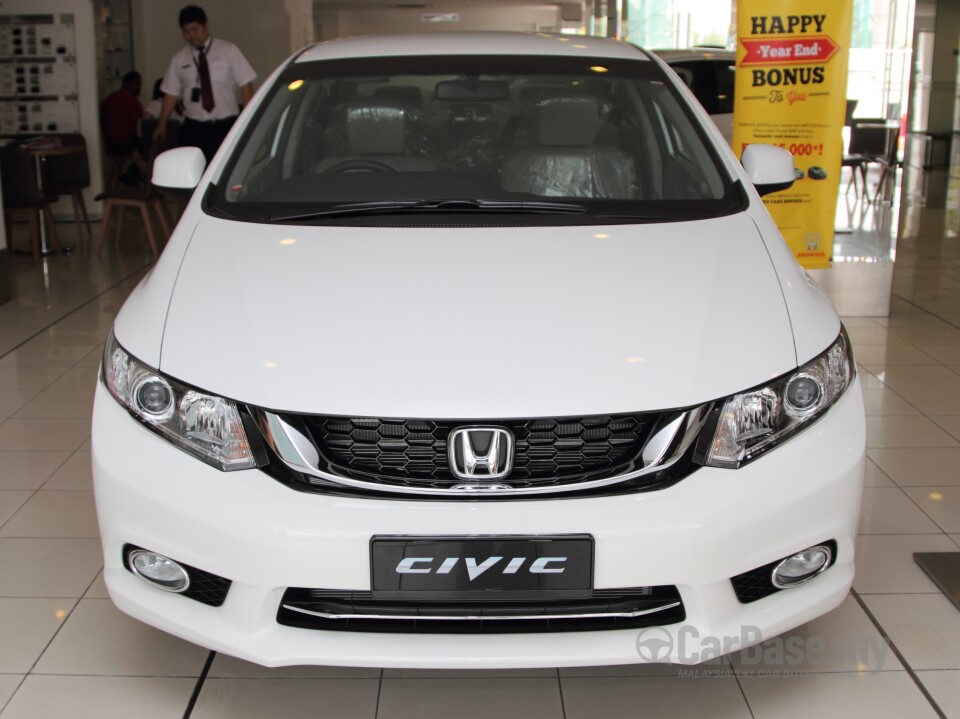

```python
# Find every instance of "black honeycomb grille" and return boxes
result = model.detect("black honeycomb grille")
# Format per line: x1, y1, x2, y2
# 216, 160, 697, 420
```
298, 413, 656, 489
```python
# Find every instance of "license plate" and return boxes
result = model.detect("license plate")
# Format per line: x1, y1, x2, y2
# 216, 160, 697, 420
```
370, 535, 594, 600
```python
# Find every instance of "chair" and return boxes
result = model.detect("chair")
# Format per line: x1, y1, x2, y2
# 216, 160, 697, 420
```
39, 133, 92, 242
847, 118, 898, 203
96, 127, 172, 257
500, 93, 636, 199
0, 144, 61, 263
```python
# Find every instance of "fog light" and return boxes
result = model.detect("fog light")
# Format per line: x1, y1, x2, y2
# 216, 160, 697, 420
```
771, 545, 832, 588
128, 550, 190, 592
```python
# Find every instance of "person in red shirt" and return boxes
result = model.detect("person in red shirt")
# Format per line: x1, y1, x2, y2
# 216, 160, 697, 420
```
100, 71, 147, 184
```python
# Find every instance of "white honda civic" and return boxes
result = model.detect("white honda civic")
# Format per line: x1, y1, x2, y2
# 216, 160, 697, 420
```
92, 32, 865, 669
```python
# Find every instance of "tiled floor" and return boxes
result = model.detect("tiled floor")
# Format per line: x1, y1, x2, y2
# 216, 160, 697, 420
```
1, 157, 960, 717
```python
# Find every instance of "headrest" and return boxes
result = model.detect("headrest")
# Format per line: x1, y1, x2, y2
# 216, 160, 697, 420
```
374, 85, 423, 109
537, 94, 602, 147
345, 99, 406, 155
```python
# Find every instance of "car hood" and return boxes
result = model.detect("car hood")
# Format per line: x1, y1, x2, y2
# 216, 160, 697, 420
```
158, 214, 798, 418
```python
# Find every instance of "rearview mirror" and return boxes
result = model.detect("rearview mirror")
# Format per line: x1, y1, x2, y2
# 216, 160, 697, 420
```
741, 144, 795, 197
435, 80, 510, 101
152, 147, 207, 194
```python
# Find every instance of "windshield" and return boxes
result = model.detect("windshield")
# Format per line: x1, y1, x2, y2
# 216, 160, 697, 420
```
212, 54, 741, 223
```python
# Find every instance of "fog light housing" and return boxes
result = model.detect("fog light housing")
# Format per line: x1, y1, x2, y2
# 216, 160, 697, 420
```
128, 550, 190, 592
771, 545, 832, 589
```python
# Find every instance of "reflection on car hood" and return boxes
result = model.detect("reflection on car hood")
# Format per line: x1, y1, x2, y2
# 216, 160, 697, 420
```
159, 214, 796, 417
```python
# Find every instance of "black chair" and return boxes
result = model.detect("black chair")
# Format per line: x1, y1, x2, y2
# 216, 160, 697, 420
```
847, 118, 898, 203
0, 144, 61, 263
39, 133, 92, 242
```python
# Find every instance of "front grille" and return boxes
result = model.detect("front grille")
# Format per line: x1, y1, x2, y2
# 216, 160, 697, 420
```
296, 413, 658, 490
277, 585, 684, 633
122, 544, 232, 607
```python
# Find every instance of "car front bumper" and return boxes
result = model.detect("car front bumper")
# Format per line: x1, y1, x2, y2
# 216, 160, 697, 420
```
92, 378, 865, 669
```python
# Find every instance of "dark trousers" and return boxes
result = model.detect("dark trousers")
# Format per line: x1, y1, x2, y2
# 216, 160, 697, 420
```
179, 116, 237, 162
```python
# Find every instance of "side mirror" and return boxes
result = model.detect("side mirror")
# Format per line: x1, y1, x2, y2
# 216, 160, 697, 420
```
152, 147, 207, 195
741, 144, 795, 197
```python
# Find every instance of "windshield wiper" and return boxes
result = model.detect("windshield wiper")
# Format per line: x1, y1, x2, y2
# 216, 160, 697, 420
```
270, 199, 585, 222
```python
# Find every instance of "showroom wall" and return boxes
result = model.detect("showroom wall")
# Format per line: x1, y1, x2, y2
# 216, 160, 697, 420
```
314, 4, 564, 41
131, 0, 296, 97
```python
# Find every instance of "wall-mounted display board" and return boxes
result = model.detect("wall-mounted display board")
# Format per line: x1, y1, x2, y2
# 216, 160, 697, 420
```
0, 13, 79, 135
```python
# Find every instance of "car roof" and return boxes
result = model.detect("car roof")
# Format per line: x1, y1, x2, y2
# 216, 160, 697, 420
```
296, 32, 651, 63
652, 48, 735, 63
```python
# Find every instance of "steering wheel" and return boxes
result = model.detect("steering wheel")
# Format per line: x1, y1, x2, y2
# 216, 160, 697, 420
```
323, 158, 397, 173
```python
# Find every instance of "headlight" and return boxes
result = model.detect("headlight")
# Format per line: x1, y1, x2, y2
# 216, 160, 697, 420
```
702, 330, 855, 468
101, 330, 258, 471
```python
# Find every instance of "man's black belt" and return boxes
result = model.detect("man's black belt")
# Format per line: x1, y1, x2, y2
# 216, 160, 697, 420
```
184, 116, 237, 126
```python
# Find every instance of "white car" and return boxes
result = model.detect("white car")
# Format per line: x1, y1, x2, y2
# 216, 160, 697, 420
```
653, 48, 736, 143
92, 32, 865, 669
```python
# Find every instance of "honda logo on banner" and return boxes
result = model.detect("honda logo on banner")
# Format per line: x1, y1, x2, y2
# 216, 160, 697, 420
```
448, 427, 514, 480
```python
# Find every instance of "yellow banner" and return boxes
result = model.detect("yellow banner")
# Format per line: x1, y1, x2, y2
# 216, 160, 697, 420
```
732, 1, 853, 269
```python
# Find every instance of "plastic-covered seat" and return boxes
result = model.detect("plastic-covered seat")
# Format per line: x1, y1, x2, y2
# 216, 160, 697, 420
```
501, 94, 636, 199
314, 99, 436, 173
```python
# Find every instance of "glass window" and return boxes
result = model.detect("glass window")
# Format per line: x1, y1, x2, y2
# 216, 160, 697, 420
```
212, 55, 741, 224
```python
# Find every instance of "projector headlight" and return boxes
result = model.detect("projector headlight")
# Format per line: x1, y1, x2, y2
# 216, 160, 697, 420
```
101, 329, 258, 471
702, 330, 855, 469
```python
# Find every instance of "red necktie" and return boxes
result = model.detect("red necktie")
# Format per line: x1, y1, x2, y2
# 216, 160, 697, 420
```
198, 47, 214, 112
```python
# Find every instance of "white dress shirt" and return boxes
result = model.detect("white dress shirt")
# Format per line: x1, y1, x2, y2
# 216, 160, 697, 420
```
160, 37, 256, 121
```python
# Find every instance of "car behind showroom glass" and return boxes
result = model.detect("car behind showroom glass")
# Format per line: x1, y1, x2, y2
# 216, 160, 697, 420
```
210, 55, 745, 224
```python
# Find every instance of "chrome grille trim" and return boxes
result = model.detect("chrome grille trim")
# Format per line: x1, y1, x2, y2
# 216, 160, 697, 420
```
281, 600, 682, 621
257, 406, 711, 497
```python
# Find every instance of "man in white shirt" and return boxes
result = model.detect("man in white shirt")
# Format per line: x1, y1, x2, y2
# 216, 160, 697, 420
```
153, 5, 256, 161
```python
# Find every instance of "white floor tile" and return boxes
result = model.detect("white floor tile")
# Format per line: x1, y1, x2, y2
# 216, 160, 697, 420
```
738, 672, 939, 719
0, 392, 37, 420
13, 390, 94, 419
192, 678, 380, 719
561, 676, 751, 719
858, 487, 943, 534
932, 415, 960, 441
0, 418, 91, 452
378, 677, 564, 719
866, 415, 959, 448
559, 657, 729, 678
0, 597, 75, 673
0, 492, 32, 528
901, 487, 960, 533
33, 598, 208, 677
83, 571, 109, 598
0, 367, 69, 392
864, 365, 960, 389
896, 388, 960, 416
732, 595, 900, 673
916, 670, 960, 717
0, 452, 70, 491
854, 534, 960, 593
0, 675, 194, 719
209, 653, 380, 679
864, 459, 894, 486
0, 538, 102, 597
41, 452, 91, 490
868, 448, 960, 486
862, 594, 960, 670
0, 491, 99, 538
44, 365, 99, 393
0, 675, 22, 710
862, 388, 921, 416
